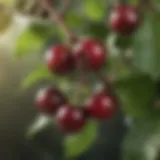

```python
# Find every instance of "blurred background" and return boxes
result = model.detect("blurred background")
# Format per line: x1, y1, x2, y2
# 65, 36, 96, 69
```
0, 0, 160, 160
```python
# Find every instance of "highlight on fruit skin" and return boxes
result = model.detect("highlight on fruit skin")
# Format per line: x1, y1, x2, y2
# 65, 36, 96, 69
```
74, 39, 107, 71
45, 44, 75, 74
108, 5, 140, 35
56, 105, 86, 133
35, 86, 67, 115
84, 91, 117, 120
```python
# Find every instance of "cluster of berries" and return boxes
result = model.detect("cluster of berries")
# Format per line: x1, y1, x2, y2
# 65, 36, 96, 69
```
35, 86, 117, 133
34, 4, 140, 133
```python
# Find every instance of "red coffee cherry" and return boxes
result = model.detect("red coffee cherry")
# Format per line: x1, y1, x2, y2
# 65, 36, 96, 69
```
35, 87, 67, 115
109, 5, 140, 35
74, 39, 106, 71
85, 91, 117, 120
56, 105, 86, 133
45, 44, 74, 74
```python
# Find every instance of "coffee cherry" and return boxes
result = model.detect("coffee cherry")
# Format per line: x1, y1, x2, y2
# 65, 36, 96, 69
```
85, 92, 117, 119
35, 87, 67, 115
56, 105, 86, 133
74, 39, 106, 71
45, 44, 74, 74
109, 5, 140, 35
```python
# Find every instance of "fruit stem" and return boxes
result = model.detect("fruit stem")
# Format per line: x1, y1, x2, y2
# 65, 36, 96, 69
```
40, 0, 78, 44
76, 53, 91, 86
97, 72, 114, 93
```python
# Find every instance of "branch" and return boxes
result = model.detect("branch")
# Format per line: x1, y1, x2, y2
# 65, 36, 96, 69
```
76, 54, 90, 85
40, 0, 78, 44
60, 0, 72, 17
34, 0, 46, 18
96, 71, 115, 94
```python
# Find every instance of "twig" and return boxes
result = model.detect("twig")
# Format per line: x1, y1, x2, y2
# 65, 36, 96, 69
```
96, 71, 115, 94
76, 54, 90, 85
34, 0, 45, 17
60, 0, 72, 17
40, 0, 78, 44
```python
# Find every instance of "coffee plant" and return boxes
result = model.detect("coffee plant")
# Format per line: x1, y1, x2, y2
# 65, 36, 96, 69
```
1, 0, 160, 159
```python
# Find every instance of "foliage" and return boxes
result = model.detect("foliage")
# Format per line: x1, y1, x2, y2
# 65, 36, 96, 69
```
133, 12, 160, 79
83, 0, 107, 21
122, 118, 160, 160
64, 120, 98, 159
21, 66, 54, 89
15, 22, 55, 57
1, 0, 160, 159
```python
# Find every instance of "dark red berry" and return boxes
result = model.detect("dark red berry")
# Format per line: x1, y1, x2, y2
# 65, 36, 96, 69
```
35, 87, 67, 115
74, 39, 106, 71
56, 105, 86, 133
45, 44, 74, 74
109, 5, 140, 35
85, 92, 117, 119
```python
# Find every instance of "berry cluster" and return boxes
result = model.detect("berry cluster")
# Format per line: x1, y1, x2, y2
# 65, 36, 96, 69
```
34, 4, 140, 134
45, 39, 106, 74
35, 86, 117, 133
35, 38, 116, 133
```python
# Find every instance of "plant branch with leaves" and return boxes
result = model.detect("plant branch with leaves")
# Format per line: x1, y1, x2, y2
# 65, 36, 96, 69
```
1, 0, 160, 159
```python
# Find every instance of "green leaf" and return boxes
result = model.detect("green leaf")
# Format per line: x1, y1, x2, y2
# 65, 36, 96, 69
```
116, 74, 156, 118
107, 56, 133, 81
133, 12, 160, 79
64, 120, 98, 159
30, 22, 55, 39
27, 115, 53, 139
115, 35, 133, 50
22, 66, 54, 89
64, 11, 85, 28
84, 21, 109, 39
83, 0, 106, 21
122, 119, 160, 160
15, 22, 55, 57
